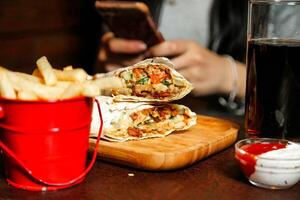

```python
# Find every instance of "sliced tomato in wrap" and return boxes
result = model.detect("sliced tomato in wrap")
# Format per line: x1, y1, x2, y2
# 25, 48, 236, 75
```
90, 96, 196, 141
95, 57, 193, 102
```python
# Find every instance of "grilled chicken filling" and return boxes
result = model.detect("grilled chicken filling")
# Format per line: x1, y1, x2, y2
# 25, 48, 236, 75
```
113, 65, 184, 100
127, 105, 190, 138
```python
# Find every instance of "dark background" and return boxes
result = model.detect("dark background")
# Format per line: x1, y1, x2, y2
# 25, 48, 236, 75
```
0, 0, 162, 75
0, 0, 102, 74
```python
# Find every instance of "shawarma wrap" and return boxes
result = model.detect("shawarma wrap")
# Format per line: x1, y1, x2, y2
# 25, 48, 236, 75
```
95, 57, 193, 102
90, 96, 196, 141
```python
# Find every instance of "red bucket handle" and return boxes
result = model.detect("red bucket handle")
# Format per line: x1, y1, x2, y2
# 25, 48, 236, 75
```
0, 98, 103, 191
0, 104, 4, 118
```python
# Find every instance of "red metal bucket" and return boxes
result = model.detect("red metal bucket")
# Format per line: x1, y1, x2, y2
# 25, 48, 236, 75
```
0, 97, 103, 191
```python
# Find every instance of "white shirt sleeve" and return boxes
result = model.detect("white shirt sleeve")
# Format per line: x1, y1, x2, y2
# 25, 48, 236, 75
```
158, 0, 213, 47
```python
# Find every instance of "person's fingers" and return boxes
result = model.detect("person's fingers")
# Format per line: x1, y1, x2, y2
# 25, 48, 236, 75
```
98, 45, 109, 63
120, 54, 145, 66
180, 67, 220, 96
101, 32, 147, 54
170, 55, 189, 70
171, 51, 206, 71
170, 54, 196, 70
104, 54, 145, 72
179, 73, 211, 96
109, 38, 147, 54
101, 32, 114, 43
180, 68, 214, 95
147, 40, 189, 57
178, 66, 202, 83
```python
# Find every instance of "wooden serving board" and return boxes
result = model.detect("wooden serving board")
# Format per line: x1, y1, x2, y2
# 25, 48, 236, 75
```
89, 115, 239, 171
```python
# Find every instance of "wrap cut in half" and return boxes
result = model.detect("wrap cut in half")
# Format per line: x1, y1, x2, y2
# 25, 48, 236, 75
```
90, 96, 197, 142
95, 57, 193, 102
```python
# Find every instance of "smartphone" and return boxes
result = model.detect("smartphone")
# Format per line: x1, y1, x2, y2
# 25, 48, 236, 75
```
95, 1, 164, 47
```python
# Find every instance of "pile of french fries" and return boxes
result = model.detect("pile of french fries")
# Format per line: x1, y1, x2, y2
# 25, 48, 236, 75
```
0, 56, 122, 101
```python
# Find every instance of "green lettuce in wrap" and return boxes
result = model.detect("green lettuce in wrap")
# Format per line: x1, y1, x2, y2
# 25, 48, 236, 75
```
90, 96, 196, 141
95, 57, 193, 102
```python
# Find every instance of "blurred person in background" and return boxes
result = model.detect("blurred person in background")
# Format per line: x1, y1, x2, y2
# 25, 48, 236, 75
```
97, 0, 248, 114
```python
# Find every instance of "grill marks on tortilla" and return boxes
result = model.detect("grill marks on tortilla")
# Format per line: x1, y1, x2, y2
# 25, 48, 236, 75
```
127, 105, 190, 138
114, 64, 185, 100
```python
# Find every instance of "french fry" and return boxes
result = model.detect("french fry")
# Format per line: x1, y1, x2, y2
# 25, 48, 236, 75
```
56, 81, 72, 89
0, 71, 16, 99
1, 58, 103, 101
82, 82, 100, 97
32, 68, 42, 78
34, 67, 87, 82
17, 90, 38, 101
53, 68, 88, 82
63, 66, 73, 71
8, 72, 64, 100
59, 84, 83, 99
15, 72, 42, 83
92, 77, 124, 96
0, 66, 9, 73
36, 56, 57, 86
92, 76, 123, 90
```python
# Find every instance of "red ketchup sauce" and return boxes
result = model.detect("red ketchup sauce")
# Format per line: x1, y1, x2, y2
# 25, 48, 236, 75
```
236, 143, 286, 177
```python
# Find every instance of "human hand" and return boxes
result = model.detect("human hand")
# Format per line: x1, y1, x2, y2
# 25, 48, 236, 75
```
146, 40, 236, 96
98, 32, 147, 71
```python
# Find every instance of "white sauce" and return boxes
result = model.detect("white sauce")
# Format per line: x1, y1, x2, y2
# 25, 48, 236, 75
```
249, 142, 300, 189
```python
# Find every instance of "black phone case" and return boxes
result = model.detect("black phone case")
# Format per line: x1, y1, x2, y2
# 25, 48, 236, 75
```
96, 1, 164, 47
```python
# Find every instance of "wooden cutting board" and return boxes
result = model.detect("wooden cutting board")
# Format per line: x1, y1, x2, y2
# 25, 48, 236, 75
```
89, 115, 239, 171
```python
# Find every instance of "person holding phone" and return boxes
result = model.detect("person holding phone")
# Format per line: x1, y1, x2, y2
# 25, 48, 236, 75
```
97, 0, 247, 112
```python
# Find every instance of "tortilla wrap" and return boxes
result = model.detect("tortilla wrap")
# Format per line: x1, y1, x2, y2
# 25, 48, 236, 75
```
94, 57, 193, 102
90, 96, 196, 141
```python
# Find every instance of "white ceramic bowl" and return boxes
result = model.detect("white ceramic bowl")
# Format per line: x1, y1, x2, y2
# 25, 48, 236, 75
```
235, 138, 300, 189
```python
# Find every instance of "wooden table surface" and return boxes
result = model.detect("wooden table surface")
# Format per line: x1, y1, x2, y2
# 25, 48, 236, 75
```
1, 95, 300, 200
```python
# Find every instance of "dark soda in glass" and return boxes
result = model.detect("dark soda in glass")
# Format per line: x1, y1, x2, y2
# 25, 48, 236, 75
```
245, 39, 300, 139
